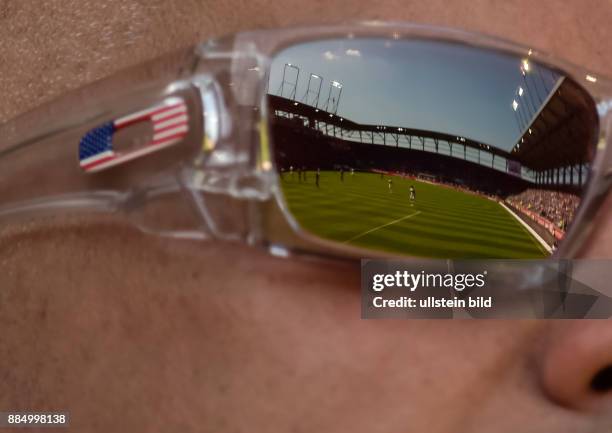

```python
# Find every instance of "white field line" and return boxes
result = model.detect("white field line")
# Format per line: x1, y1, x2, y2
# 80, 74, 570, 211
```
344, 211, 421, 244
499, 202, 552, 254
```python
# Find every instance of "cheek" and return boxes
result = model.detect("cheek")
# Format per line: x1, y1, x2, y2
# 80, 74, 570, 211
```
201, 251, 537, 389
199, 276, 543, 431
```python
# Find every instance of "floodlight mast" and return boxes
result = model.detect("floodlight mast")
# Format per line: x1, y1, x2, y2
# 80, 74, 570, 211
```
302, 73, 323, 107
278, 63, 300, 100
324, 80, 343, 114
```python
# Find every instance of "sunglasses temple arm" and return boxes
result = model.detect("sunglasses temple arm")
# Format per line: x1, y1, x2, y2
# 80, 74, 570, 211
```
0, 176, 211, 241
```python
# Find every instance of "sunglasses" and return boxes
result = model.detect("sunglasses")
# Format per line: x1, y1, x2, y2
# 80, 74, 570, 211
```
1, 22, 611, 261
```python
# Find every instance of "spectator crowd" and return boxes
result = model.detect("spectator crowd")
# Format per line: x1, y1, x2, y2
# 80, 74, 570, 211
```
506, 189, 580, 231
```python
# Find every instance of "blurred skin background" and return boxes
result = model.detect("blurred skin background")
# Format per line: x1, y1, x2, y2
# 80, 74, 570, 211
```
1, 0, 612, 432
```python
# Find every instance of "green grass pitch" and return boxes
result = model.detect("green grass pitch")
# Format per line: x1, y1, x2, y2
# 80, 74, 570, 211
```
280, 171, 548, 259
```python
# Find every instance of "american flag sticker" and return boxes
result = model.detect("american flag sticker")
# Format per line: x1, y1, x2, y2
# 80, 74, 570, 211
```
79, 97, 189, 173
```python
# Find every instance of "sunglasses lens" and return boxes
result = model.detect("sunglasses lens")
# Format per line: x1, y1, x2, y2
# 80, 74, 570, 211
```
268, 37, 599, 258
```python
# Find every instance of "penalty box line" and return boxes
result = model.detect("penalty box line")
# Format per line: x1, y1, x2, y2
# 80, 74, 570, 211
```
343, 211, 422, 244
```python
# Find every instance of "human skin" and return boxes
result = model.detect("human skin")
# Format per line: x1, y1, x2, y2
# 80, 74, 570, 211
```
1, 1, 612, 432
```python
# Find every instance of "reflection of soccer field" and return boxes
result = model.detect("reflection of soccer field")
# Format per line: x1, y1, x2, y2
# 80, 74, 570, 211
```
281, 171, 548, 259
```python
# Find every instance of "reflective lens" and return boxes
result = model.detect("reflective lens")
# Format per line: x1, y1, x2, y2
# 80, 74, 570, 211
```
268, 38, 598, 258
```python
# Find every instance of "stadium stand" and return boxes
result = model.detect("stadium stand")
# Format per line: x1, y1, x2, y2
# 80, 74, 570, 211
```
271, 118, 530, 198
505, 189, 579, 243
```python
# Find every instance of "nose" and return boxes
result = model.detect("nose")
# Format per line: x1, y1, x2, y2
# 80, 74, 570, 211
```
541, 322, 612, 411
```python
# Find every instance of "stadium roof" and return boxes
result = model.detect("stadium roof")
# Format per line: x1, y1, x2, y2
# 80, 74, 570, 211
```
509, 77, 598, 171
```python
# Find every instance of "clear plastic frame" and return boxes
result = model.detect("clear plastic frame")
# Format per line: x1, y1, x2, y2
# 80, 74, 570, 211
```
1, 22, 611, 261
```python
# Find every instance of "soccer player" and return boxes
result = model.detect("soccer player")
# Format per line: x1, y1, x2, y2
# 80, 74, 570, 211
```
409, 185, 416, 205
388, 177, 393, 193
289, 165, 294, 181
315, 168, 320, 188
